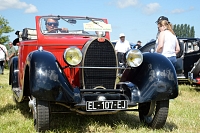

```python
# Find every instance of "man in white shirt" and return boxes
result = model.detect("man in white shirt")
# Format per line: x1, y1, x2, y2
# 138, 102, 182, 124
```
115, 33, 131, 64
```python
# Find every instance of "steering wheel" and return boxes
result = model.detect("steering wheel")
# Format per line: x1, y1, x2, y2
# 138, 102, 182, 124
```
48, 28, 62, 33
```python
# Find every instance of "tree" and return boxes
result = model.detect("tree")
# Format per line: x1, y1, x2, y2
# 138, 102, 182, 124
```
0, 15, 14, 44
190, 26, 195, 37
173, 24, 195, 38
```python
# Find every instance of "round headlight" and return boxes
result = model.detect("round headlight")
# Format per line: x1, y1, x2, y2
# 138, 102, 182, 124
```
126, 49, 143, 67
63, 47, 82, 66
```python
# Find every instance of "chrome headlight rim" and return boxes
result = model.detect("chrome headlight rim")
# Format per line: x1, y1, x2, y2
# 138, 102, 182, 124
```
126, 49, 143, 67
63, 47, 82, 66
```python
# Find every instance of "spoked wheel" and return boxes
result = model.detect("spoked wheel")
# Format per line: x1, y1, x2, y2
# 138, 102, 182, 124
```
30, 97, 50, 132
139, 100, 169, 129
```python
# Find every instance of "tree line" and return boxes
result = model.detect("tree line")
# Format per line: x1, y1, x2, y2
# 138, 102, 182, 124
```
173, 24, 195, 38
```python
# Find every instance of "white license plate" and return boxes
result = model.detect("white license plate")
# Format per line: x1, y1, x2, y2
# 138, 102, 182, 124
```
86, 100, 128, 111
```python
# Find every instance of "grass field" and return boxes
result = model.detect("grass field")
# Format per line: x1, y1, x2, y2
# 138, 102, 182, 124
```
0, 69, 200, 133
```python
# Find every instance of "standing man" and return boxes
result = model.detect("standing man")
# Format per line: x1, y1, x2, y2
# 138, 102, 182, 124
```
133, 41, 142, 49
115, 33, 131, 64
8, 42, 16, 67
0, 44, 9, 74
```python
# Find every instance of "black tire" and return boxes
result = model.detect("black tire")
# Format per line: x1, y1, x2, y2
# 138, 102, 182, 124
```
139, 100, 169, 129
32, 98, 50, 132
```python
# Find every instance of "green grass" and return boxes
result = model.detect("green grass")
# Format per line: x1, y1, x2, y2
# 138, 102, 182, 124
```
0, 69, 200, 133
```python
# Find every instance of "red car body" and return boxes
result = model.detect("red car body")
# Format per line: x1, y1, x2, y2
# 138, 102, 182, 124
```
10, 15, 178, 132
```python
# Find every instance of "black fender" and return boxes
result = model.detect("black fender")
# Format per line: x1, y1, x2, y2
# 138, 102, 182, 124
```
9, 56, 19, 88
27, 50, 81, 103
121, 52, 178, 102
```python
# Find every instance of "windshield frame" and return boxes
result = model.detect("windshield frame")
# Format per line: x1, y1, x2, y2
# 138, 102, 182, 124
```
39, 16, 109, 37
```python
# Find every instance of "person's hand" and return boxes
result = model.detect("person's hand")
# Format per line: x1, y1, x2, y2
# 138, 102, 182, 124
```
6, 57, 9, 61
60, 28, 68, 32
48, 28, 68, 33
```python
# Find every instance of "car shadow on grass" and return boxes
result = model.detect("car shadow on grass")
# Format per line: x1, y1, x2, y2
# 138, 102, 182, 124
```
190, 86, 200, 91
0, 101, 178, 132
0, 100, 31, 118
49, 111, 178, 132
15, 100, 32, 118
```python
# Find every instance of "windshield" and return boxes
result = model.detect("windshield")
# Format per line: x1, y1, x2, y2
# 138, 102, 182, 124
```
40, 16, 112, 36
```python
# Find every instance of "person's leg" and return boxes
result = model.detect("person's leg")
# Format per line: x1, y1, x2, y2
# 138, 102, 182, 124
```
8, 58, 11, 68
167, 56, 177, 68
117, 52, 125, 76
2, 61, 4, 74
0, 61, 3, 74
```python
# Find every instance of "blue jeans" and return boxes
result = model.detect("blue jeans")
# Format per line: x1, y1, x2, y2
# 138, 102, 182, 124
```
167, 56, 177, 68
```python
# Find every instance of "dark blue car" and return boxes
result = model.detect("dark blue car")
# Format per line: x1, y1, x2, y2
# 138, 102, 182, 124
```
140, 38, 200, 86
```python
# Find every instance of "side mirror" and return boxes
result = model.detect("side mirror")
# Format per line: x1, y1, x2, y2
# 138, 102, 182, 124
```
67, 19, 77, 24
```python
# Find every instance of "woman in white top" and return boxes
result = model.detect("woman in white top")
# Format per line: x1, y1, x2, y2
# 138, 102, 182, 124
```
155, 20, 180, 68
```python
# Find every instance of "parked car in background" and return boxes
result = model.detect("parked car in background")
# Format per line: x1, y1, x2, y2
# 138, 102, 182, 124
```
140, 38, 200, 86
10, 15, 178, 132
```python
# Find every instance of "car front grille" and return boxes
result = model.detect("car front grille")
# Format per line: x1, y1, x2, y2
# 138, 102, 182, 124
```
82, 38, 117, 89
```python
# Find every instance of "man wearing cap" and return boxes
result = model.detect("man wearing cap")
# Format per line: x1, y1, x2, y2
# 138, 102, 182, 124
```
133, 40, 142, 49
115, 33, 131, 64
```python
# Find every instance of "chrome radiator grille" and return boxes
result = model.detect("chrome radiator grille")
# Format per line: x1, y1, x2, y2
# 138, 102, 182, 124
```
82, 39, 117, 89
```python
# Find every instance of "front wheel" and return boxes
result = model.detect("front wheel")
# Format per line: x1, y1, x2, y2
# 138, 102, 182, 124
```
139, 100, 169, 129
31, 97, 50, 132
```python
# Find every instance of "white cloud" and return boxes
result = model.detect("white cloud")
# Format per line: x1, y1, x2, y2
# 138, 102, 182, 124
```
171, 9, 185, 14
143, 3, 160, 15
170, 7, 194, 14
117, 0, 138, 8
24, 4, 38, 13
0, 0, 38, 13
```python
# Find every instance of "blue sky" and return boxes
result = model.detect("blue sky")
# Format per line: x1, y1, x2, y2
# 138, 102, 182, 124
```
0, 0, 199, 45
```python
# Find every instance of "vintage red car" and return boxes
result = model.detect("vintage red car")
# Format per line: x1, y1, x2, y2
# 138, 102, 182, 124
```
10, 15, 178, 132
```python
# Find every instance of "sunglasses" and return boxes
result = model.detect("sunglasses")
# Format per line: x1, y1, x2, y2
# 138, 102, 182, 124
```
47, 22, 59, 26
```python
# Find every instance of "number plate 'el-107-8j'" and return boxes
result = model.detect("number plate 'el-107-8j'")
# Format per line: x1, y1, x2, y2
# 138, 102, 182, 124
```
86, 100, 128, 111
